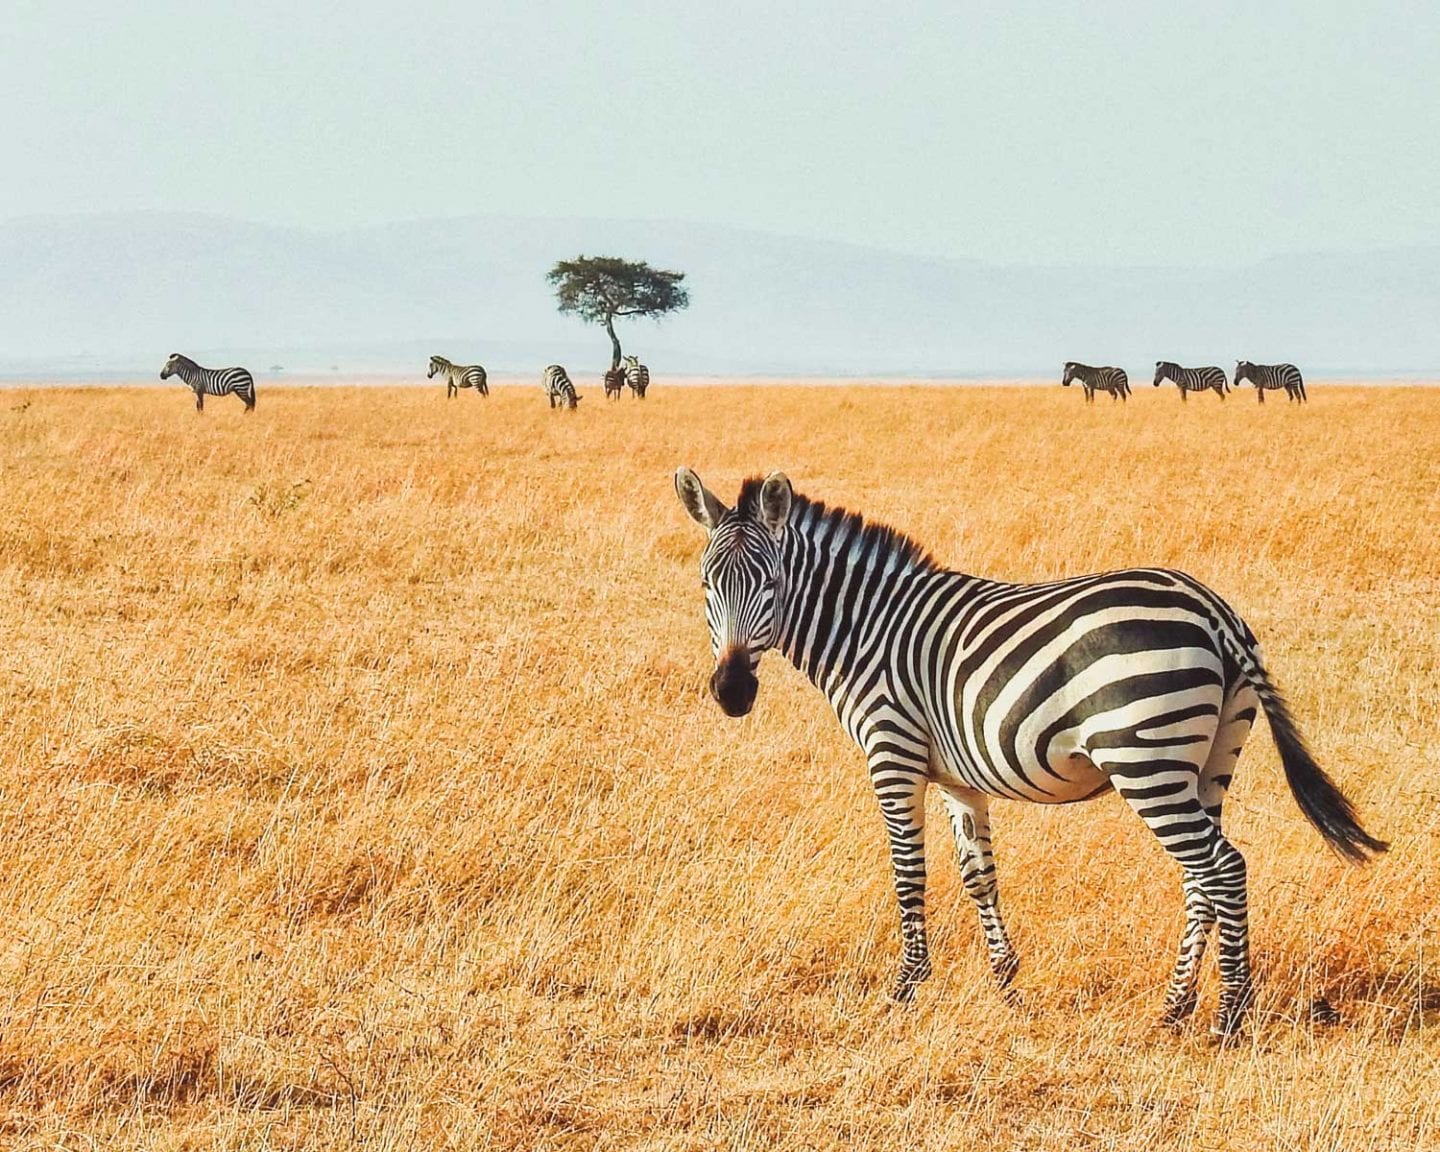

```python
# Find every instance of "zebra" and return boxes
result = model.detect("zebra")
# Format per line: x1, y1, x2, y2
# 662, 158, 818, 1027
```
623, 355, 650, 399
1154, 361, 1228, 401
159, 353, 256, 413
1062, 362, 1130, 402
542, 364, 581, 409
428, 355, 488, 398
1235, 361, 1306, 404
673, 469, 1386, 1036
603, 367, 627, 400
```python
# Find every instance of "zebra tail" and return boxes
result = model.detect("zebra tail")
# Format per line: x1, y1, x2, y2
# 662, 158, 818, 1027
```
1229, 639, 1388, 862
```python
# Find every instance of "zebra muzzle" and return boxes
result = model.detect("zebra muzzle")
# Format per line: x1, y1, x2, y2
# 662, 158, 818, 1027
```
710, 652, 758, 718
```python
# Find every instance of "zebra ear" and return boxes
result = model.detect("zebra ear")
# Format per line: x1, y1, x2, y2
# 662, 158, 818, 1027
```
758, 472, 793, 540
675, 467, 728, 531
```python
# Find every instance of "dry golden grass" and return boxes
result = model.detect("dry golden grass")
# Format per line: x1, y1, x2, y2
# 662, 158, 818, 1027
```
0, 382, 1435, 1150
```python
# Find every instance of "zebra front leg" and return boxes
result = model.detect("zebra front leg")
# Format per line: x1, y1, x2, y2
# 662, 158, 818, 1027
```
1257, 385, 1265, 404
937, 784, 1019, 988
868, 755, 931, 1001
194, 387, 204, 413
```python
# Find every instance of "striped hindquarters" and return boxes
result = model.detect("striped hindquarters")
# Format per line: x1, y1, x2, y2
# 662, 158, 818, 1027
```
623, 357, 650, 397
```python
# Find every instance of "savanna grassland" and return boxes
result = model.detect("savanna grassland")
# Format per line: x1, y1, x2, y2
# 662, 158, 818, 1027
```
0, 382, 1436, 1150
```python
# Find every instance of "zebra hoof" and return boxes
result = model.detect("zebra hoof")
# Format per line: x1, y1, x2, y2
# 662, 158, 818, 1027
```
992, 952, 1020, 990
1161, 991, 1198, 1028
1211, 984, 1255, 1041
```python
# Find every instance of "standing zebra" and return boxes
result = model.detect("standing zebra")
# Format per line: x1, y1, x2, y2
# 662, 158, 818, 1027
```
428, 355, 489, 398
1235, 361, 1306, 404
603, 367, 627, 400
542, 364, 581, 409
674, 469, 1385, 1036
160, 353, 256, 413
1154, 361, 1228, 401
623, 355, 650, 399
1062, 362, 1130, 402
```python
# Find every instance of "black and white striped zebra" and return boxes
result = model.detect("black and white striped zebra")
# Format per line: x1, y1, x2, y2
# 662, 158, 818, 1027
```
160, 353, 256, 413
623, 355, 650, 399
542, 364, 581, 409
428, 355, 488, 398
1062, 362, 1130, 402
603, 367, 627, 400
1235, 361, 1306, 404
1154, 361, 1228, 401
674, 470, 1386, 1036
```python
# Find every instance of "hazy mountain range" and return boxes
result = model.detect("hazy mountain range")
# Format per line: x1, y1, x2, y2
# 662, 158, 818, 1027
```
1, 212, 1436, 378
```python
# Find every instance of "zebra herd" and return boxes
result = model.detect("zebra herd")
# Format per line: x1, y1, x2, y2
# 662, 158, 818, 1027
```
675, 469, 1385, 1038
435, 353, 651, 411
158, 352, 655, 412
1064, 361, 1309, 403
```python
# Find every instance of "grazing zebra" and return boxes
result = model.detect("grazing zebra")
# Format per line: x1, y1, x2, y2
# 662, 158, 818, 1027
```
1154, 361, 1228, 401
1235, 361, 1306, 404
159, 353, 256, 413
1062, 362, 1130, 402
603, 367, 627, 400
623, 355, 650, 399
674, 469, 1386, 1036
542, 364, 581, 409
428, 355, 489, 398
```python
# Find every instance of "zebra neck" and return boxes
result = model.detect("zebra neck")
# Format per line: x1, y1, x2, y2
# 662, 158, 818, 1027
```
773, 516, 929, 691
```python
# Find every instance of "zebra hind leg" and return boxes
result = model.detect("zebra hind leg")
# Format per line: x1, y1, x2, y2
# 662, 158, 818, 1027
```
937, 784, 1019, 988
867, 753, 931, 1001
1109, 762, 1253, 1037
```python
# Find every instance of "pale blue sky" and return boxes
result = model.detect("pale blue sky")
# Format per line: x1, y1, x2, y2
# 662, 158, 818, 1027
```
4, 1, 1437, 266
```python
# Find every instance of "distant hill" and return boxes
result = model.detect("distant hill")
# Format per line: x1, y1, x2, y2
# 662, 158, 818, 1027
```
1, 212, 1436, 376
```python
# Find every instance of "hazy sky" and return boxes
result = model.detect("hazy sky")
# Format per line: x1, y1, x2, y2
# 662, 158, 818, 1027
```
4, 1, 1437, 266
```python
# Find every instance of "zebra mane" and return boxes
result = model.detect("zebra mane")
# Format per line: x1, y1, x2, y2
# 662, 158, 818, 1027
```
735, 477, 939, 573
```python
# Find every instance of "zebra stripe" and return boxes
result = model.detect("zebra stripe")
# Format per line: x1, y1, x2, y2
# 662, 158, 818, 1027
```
623, 355, 650, 399
542, 364, 581, 409
675, 470, 1386, 1036
1154, 361, 1228, 401
159, 353, 256, 412
1235, 361, 1305, 404
428, 355, 489, 398
603, 367, 627, 400
1062, 362, 1130, 402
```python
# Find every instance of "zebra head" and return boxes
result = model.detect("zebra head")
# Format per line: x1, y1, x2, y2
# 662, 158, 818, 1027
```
160, 353, 182, 381
427, 356, 447, 379
624, 355, 639, 368
1061, 362, 1079, 387
1235, 360, 1254, 385
1153, 361, 1176, 387
675, 468, 793, 718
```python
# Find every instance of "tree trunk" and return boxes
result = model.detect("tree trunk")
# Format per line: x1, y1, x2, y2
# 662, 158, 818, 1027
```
604, 313, 622, 370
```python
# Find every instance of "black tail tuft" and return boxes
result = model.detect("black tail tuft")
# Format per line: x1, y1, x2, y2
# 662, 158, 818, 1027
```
1254, 671, 1388, 863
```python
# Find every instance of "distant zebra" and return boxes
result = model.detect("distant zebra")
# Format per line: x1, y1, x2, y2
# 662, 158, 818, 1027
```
675, 469, 1387, 1036
542, 364, 581, 409
1235, 361, 1306, 404
603, 367, 627, 400
1154, 361, 1228, 401
623, 355, 650, 399
428, 355, 488, 398
1062, 362, 1130, 402
160, 353, 256, 413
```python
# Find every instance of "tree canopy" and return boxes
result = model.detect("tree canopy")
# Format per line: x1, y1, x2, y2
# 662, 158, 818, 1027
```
547, 256, 690, 368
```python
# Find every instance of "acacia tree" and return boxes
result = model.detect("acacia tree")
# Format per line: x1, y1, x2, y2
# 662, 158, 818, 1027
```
547, 256, 690, 370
